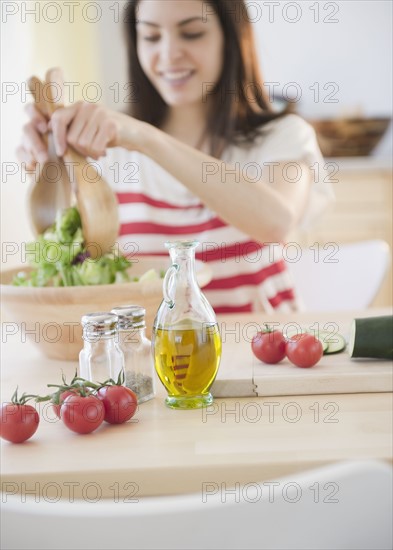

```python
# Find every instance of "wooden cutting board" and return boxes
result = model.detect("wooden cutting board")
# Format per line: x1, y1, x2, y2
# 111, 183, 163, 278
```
211, 310, 393, 397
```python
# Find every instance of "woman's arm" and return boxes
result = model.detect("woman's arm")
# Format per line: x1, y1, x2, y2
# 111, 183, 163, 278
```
45, 103, 311, 243
130, 123, 311, 243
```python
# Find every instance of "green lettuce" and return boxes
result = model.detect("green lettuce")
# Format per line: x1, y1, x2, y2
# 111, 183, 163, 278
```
13, 207, 132, 287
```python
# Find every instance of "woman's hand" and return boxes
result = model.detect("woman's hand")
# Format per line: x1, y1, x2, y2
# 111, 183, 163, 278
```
49, 102, 146, 160
48, 102, 113, 159
17, 101, 147, 166
16, 104, 49, 170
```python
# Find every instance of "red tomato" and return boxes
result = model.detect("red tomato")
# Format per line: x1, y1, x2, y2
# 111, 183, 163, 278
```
251, 330, 286, 364
52, 390, 77, 418
97, 386, 138, 424
286, 334, 323, 368
61, 394, 105, 434
0, 403, 39, 443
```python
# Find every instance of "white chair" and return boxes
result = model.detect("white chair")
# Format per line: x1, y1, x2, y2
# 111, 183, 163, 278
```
1, 460, 392, 550
287, 239, 391, 311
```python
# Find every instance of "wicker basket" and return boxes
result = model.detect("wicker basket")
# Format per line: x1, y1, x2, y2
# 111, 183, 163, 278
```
309, 117, 391, 157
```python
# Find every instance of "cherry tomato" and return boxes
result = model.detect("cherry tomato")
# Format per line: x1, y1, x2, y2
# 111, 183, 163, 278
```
251, 330, 286, 364
97, 386, 138, 424
52, 390, 77, 418
61, 394, 105, 434
286, 333, 323, 368
0, 403, 39, 443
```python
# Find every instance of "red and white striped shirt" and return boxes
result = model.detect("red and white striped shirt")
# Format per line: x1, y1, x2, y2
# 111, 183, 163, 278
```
100, 115, 334, 313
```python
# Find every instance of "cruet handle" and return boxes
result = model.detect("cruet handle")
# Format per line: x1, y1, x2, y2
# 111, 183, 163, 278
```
163, 263, 179, 309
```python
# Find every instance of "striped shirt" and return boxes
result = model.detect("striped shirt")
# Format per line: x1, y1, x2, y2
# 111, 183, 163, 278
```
100, 115, 334, 313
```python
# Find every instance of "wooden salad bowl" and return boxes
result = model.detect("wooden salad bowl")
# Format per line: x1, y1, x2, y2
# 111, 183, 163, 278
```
1, 257, 212, 361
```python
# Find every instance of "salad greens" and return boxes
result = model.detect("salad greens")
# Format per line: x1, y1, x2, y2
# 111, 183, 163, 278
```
13, 207, 132, 287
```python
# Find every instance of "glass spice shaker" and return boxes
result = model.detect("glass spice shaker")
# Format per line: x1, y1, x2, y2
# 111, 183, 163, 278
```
111, 305, 155, 403
79, 312, 124, 383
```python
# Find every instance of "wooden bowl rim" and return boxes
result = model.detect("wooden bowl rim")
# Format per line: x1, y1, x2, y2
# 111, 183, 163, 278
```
0, 256, 212, 296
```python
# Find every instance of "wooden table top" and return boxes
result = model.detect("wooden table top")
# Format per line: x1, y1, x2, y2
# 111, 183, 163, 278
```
1, 309, 392, 500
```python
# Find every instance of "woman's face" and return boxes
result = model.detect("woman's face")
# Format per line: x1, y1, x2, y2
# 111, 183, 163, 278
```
136, 0, 225, 108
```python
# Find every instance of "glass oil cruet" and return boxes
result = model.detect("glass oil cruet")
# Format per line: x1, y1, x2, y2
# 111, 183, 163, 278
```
152, 240, 222, 409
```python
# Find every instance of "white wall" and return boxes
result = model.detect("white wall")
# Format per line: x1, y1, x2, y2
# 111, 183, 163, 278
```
255, 0, 392, 117
1, 13, 34, 267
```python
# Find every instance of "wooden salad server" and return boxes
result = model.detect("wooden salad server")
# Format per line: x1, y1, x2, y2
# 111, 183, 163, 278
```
28, 68, 119, 257
27, 76, 72, 235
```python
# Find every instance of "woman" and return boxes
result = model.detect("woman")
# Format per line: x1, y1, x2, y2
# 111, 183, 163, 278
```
17, 0, 333, 313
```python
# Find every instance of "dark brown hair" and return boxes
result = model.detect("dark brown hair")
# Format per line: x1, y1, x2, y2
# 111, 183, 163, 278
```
124, 0, 282, 158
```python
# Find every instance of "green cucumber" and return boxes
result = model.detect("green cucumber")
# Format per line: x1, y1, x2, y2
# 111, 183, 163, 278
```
317, 331, 346, 354
349, 315, 393, 359
320, 339, 329, 353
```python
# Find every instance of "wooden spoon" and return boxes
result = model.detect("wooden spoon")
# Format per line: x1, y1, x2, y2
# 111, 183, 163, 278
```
27, 69, 119, 258
27, 76, 72, 234
45, 68, 119, 257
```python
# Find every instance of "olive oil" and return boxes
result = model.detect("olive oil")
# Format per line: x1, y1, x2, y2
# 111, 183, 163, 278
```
152, 323, 222, 408
153, 240, 222, 409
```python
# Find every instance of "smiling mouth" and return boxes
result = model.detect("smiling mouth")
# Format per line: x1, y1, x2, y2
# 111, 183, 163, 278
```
160, 70, 195, 85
